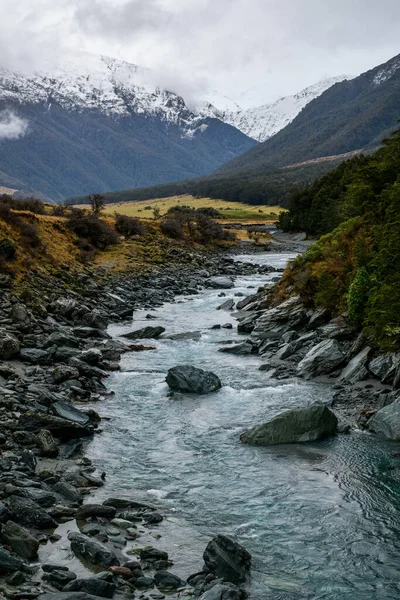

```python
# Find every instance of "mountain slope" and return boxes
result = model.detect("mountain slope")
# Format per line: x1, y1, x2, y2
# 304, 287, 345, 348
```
196, 76, 349, 142
0, 54, 257, 201
216, 53, 400, 174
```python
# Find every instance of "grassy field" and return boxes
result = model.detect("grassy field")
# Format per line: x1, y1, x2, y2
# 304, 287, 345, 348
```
101, 195, 284, 223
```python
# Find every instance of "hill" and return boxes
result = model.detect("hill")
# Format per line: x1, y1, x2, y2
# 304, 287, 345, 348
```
216, 53, 400, 175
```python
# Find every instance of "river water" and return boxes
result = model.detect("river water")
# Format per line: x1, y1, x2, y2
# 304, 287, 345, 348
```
86, 253, 400, 599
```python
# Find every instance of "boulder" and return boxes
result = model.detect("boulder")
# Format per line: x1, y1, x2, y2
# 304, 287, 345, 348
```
368, 353, 398, 382
76, 504, 116, 520
1, 520, 39, 560
124, 326, 165, 340
0, 331, 20, 360
18, 411, 93, 440
52, 401, 91, 426
53, 365, 80, 384
154, 571, 186, 590
251, 297, 308, 342
205, 276, 234, 289
64, 577, 116, 598
81, 311, 108, 330
36, 429, 59, 458
19, 348, 51, 364
0, 548, 23, 574
297, 339, 345, 379
217, 299, 235, 311
40, 594, 103, 600
167, 331, 202, 341
6, 496, 57, 530
166, 365, 222, 394
68, 532, 119, 568
218, 342, 254, 355
203, 535, 251, 584
339, 347, 371, 384
240, 404, 338, 446
200, 583, 245, 600
368, 400, 400, 440
42, 567, 77, 589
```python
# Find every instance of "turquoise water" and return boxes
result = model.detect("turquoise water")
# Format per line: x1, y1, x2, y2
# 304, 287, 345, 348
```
87, 254, 400, 599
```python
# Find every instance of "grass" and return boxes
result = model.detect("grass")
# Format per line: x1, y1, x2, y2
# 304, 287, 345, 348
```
100, 195, 285, 223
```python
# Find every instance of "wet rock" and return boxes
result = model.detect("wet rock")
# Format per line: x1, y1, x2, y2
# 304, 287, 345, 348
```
63, 577, 116, 598
297, 339, 345, 379
217, 299, 235, 311
0, 331, 20, 360
240, 403, 338, 446
52, 401, 91, 427
81, 311, 108, 330
368, 400, 400, 440
368, 353, 398, 382
35, 430, 59, 458
154, 571, 185, 590
166, 365, 222, 394
218, 342, 253, 355
79, 349, 103, 365
52, 482, 82, 504
19, 348, 51, 365
76, 504, 116, 520
200, 583, 246, 600
124, 326, 165, 340
7, 496, 57, 530
251, 297, 308, 341
139, 547, 168, 562
40, 594, 106, 600
167, 331, 202, 341
21, 449, 37, 473
203, 535, 251, 584
18, 411, 93, 440
53, 366, 80, 384
135, 577, 155, 589
107, 566, 132, 578
1, 521, 39, 560
68, 532, 119, 568
206, 277, 234, 289
0, 548, 23, 574
339, 347, 371, 384
42, 568, 77, 590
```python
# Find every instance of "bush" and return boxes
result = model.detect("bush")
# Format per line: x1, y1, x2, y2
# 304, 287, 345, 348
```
115, 214, 144, 237
0, 195, 45, 214
67, 214, 118, 249
160, 217, 184, 239
51, 205, 66, 216
0, 239, 16, 260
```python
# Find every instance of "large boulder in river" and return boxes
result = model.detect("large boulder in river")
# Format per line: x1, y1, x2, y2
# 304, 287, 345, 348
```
368, 400, 400, 440
203, 535, 251, 584
297, 339, 345, 379
205, 276, 234, 289
240, 404, 338, 446
0, 330, 20, 360
68, 532, 119, 568
166, 365, 222, 394
124, 326, 165, 340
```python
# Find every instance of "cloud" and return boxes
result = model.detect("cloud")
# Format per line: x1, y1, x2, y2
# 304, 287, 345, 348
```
0, 111, 29, 140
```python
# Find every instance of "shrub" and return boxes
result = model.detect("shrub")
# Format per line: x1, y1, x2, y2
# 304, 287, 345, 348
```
51, 205, 66, 216
160, 217, 184, 239
67, 215, 118, 249
0, 239, 16, 260
0, 195, 45, 214
348, 267, 371, 327
115, 214, 145, 237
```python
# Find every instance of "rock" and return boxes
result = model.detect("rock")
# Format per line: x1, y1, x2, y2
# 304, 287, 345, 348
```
251, 297, 308, 341
1, 521, 39, 560
297, 339, 345, 379
200, 583, 245, 600
154, 571, 185, 590
307, 308, 330, 329
368, 401, 400, 440
136, 576, 155, 588
40, 594, 106, 600
53, 366, 80, 384
18, 411, 93, 440
0, 331, 20, 360
167, 331, 202, 341
205, 277, 234, 289
53, 482, 82, 504
7, 496, 57, 530
166, 365, 222, 394
64, 578, 116, 598
368, 353, 398, 382
42, 568, 77, 589
68, 532, 119, 568
340, 347, 371, 384
52, 401, 91, 427
79, 348, 103, 365
275, 339, 303, 360
124, 326, 165, 340
76, 504, 116, 520
36, 430, 59, 458
203, 535, 251, 584
240, 403, 338, 446
19, 348, 51, 365
0, 548, 23, 574
218, 342, 253, 355
139, 547, 168, 562
81, 311, 108, 330
107, 566, 132, 578
21, 449, 37, 473
217, 299, 235, 311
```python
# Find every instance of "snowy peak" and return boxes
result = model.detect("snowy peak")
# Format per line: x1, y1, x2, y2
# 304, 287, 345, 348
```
196, 76, 350, 142
372, 55, 400, 86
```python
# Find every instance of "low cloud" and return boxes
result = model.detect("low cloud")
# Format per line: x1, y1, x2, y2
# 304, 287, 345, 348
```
0, 111, 29, 140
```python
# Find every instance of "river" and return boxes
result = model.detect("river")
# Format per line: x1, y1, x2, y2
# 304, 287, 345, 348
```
84, 252, 400, 599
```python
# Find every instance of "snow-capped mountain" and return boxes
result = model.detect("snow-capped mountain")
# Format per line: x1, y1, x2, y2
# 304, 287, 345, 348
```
196, 76, 350, 142
0, 53, 257, 200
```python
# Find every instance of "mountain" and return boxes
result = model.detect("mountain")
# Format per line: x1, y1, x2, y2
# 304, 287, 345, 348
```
216, 54, 400, 175
0, 53, 257, 201
196, 76, 349, 142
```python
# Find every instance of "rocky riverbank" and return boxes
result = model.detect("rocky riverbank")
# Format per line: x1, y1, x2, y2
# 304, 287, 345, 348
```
0, 246, 283, 600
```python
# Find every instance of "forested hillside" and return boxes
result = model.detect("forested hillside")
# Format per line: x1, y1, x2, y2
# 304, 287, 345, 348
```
277, 129, 400, 350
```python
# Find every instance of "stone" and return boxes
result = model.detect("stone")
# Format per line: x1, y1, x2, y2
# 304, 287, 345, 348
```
167, 331, 202, 341
7, 496, 57, 530
139, 548, 168, 562
154, 571, 185, 590
81, 311, 108, 330
19, 348, 51, 365
339, 347, 371, 384
200, 583, 245, 600
251, 297, 308, 341
203, 535, 251, 584
124, 326, 165, 340
68, 532, 119, 568
135, 577, 155, 588
205, 277, 234, 289
368, 400, 400, 440
0, 548, 23, 574
218, 342, 253, 355
217, 299, 235, 311
18, 411, 93, 440
240, 403, 338, 446
36, 430, 59, 458
107, 566, 132, 578
166, 365, 222, 394
1, 521, 39, 560
53, 366, 80, 384
52, 401, 91, 426
76, 504, 116, 520
368, 353, 398, 382
63, 578, 116, 598
53, 482, 82, 504
40, 594, 106, 600
297, 339, 345, 379
79, 348, 103, 365
42, 568, 77, 589
0, 331, 20, 360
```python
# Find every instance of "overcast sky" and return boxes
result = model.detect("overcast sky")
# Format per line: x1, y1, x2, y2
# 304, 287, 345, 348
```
1, 0, 400, 107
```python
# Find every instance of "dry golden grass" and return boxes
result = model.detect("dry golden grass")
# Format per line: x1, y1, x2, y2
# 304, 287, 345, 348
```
100, 195, 284, 223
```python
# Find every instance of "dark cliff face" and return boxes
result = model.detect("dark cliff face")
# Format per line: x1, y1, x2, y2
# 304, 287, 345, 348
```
0, 101, 257, 201
216, 53, 400, 175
